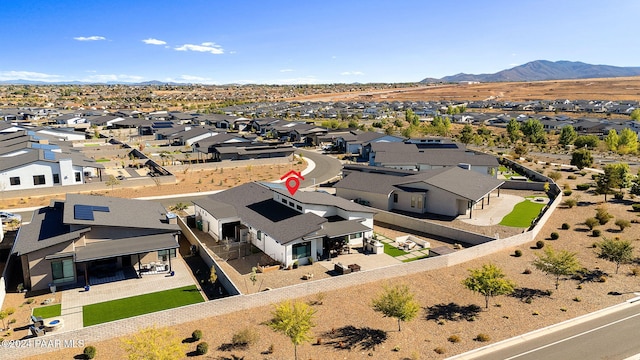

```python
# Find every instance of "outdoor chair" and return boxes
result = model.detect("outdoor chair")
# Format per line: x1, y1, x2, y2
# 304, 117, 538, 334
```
30, 315, 44, 327
29, 325, 45, 337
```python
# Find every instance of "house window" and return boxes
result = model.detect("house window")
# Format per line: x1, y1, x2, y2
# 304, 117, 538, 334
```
349, 232, 363, 240
417, 196, 423, 209
282, 198, 287, 204
292, 242, 311, 259
393, 193, 398, 203
10, 177, 20, 186
410, 197, 416, 208
157, 249, 176, 261
257, 230, 262, 241
51, 259, 74, 284
33, 175, 46, 186
288, 201, 294, 207
53, 174, 60, 184
75, 172, 81, 182
296, 205, 302, 211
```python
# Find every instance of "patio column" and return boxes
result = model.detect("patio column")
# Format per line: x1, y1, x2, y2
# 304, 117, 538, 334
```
487, 192, 491, 205
84, 263, 89, 286
468, 201, 473, 219
168, 252, 172, 272
481, 197, 485, 209
137, 254, 141, 273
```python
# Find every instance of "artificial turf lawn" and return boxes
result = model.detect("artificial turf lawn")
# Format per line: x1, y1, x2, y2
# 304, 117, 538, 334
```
383, 242, 409, 257
82, 285, 204, 326
32, 304, 61, 319
499, 199, 547, 227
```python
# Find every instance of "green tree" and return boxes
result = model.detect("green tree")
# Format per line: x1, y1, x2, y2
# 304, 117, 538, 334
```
570, 148, 593, 170
618, 128, 638, 154
597, 163, 630, 201
459, 124, 474, 144
532, 247, 581, 290
513, 143, 528, 158
574, 135, 600, 149
121, 326, 187, 360
630, 108, 640, 121
597, 237, 634, 274
521, 119, 546, 144
558, 125, 577, 147
269, 300, 316, 360
105, 175, 120, 190
371, 283, 420, 332
405, 109, 420, 126
506, 118, 521, 143
604, 129, 619, 151
462, 263, 516, 309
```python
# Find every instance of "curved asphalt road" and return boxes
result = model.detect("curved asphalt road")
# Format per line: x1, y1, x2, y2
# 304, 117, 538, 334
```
294, 148, 343, 188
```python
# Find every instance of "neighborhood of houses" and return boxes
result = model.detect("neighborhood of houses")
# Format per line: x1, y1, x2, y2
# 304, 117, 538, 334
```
0, 93, 622, 354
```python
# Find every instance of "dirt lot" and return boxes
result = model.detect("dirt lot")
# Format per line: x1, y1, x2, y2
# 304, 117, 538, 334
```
17, 162, 640, 360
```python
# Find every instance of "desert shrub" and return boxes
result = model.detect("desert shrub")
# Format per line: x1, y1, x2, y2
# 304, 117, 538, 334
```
632, 204, 640, 212
514, 249, 523, 257
523, 268, 532, 274
434, 346, 447, 354
615, 219, 631, 231
576, 183, 591, 191
573, 297, 582, 302
536, 240, 545, 249
585, 217, 599, 230
598, 276, 607, 283
550, 232, 559, 240
83, 346, 96, 359
630, 267, 640, 276
579, 171, 587, 176
563, 189, 573, 196
447, 335, 461, 343
196, 342, 209, 355
532, 311, 540, 316
548, 171, 562, 181
474, 333, 491, 342
192, 329, 202, 341
562, 198, 577, 208
568, 175, 577, 180
595, 207, 613, 225
592, 229, 602, 237
232, 327, 259, 348
614, 192, 624, 200
560, 307, 567, 312
561, 223, 570, 230
591, 174, 598, 180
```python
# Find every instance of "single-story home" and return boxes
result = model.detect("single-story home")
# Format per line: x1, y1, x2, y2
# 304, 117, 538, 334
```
193, 182, 375, 267
11, 194, 181, 291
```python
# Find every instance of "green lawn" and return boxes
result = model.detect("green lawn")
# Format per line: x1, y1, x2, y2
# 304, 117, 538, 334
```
33, 304, 61, 319
402, 254, 430, 263
83, 285, 204, 327
383, 242, 409, 257
499, 199, 547, 227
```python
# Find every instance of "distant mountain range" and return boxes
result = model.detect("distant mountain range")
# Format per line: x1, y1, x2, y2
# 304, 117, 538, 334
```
0, 80, 188, 86
420, 60, 640, 83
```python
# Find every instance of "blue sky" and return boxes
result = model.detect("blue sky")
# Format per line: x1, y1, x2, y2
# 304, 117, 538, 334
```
2, 0, 638, 85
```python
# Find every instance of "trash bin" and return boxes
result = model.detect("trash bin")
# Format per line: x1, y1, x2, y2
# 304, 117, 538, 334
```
196, 220, 203, 231
84, 285, 90, 292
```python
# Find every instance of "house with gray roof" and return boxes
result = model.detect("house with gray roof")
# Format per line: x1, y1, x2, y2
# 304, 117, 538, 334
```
193, 182, 375, 268
334, 166, 504, 218
11, 194, 180, 291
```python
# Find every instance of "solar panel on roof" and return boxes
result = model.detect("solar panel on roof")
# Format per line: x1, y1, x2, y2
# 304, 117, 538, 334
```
92, 206, 110, 213
74, 205, 95, 220
43, 150, 56, 160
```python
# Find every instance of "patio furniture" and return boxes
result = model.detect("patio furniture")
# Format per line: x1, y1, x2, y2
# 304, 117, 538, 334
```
29, 325, 45, 337
348, 264, 361, 272
30, 315, 44, 327
334, 262, 351, 275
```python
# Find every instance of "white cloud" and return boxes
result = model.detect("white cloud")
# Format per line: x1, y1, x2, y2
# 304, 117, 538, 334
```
280, 69, 295, 73
175, 42, 224, 54
83, 74, 145, 83
340, 71, 364, 76
165, 75, 218, 84
74, 36, 106, 41
142, 38, 167, 45
0, 71, 63, 82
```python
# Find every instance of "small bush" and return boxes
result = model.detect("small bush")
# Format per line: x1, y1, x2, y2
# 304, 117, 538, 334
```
266, 344, 274, 354
563, 189, 573, 196
573, 297, 582, 302
579, 171, 587, 176
598, 275, 607, 283
595, 207, 613, 225
562, 198, 577, 208
434, 346, 447, 354
437, 319, 446, 325
196, 342, 209, 355
592, 229, 602, 237
560, 307, 567, 312
474, 333, 491, 342
576, 183, 591, 191
585, 217, 599, 230
561, 223, 570, 230
83, 346, 97, 359
514, 249, 523, 257
632, 204, 640, 212
568, 175, 577, 180
536, 240, 545, 249
192, 329, 202, 341
630, 267, 640, 276
577, 285, 583, 290
523, 268, 532, 274
532, 311, 539, 316
615, 219, 631, 232
614, 192, 624, 200
232, 327, 259, 348
550, 232, 559, 240
447, 335, 461, 343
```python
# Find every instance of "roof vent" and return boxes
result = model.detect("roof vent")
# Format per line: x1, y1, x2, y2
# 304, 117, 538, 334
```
166, 212, 178, 224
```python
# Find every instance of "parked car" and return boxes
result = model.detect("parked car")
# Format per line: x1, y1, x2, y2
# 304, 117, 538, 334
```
0, 211, 21, 224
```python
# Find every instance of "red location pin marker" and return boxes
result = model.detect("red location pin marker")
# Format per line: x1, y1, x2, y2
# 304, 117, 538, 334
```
285, 177, 300, 195
280, 170, 304, 195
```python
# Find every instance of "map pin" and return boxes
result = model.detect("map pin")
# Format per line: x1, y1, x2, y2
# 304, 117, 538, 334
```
285, 177, 300, 195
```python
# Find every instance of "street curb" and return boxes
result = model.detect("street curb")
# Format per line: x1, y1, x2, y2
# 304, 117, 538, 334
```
446, 298, 640, 359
